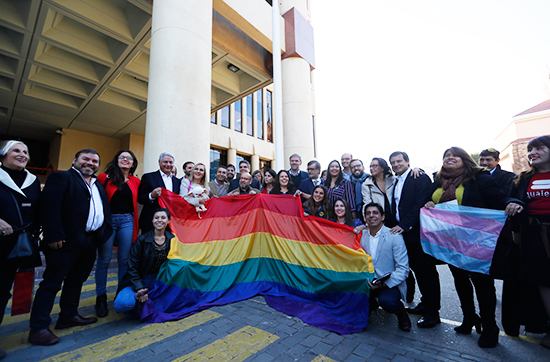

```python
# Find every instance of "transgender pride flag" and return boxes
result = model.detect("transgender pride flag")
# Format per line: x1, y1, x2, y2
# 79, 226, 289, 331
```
141, 191, 374, 335
420, 204, 507, 274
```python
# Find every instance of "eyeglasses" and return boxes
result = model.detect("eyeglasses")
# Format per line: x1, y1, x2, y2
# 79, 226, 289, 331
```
369, 165, 379, 169
119, 155, 132, 161
351, 164, 362, 169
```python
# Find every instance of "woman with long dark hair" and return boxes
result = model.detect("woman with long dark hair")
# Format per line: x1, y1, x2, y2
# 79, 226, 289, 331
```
324, 160, 356, 216
96, 150, 140, 318
331, 198, 365, 233
262, 169, 277, 194
302, 185, 330, 219
270, 170, 295, 195
510, 135, 550, 349
425, 146, 523, 348
361, 158, 396, 226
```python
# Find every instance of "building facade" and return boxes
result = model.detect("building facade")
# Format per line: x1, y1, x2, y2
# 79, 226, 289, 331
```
0, 0, 317, 177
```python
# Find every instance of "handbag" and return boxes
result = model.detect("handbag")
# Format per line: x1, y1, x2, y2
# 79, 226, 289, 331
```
6, 190, 41, 266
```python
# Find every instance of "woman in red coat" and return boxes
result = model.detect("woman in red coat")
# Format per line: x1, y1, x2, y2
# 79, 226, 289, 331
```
95, 150, 140, 318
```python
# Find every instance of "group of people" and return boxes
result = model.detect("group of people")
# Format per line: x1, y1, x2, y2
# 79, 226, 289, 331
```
0, 136, 549, 358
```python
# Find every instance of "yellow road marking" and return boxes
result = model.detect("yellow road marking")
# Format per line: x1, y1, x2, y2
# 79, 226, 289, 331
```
7, 279, 118, 307
173, 326, 279, 362
2, 292, 115, 326
311, 355, 338, 362
0, 312, 126, 352
41, 310, 221, 362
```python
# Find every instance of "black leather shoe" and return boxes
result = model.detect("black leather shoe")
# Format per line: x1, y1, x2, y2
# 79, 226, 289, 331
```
396, 307, 412, 332
28, 328, 60, 346
455, 314, 481, 334
55, 314, 98, 330
96, 293, 108, 318
417, 312, 441, 328
478, 326, 499, 348
405, 303, 425, 315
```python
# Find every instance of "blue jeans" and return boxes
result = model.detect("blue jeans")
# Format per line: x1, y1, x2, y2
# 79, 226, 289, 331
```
96, 213, 133, 296
114, 275, 156, 319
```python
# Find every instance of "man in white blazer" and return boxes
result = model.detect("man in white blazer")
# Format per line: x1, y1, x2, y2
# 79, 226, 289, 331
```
361, 202, 411, 332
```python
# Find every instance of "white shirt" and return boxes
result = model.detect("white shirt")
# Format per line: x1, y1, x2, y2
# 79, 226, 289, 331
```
311, 177, 321, 187
361, 228, 382, 261
72, 167, 104, 232
160, 170, 173, 192
393, 167, 412, 222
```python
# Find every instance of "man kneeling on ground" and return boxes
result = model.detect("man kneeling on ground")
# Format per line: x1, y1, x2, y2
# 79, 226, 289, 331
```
361, 203, 411, 332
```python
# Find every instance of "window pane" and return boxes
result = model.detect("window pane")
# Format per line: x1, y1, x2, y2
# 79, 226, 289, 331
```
211, 113, 216, 124
221, 105, 229, 128
246, 94, 253, 136
210, 149, 221, 181
234, 99, 242, 132
256, 89, 263, 139
266, 90, 273, 143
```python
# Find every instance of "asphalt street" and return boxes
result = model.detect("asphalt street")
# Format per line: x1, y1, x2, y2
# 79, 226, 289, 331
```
1, 265, 548, 361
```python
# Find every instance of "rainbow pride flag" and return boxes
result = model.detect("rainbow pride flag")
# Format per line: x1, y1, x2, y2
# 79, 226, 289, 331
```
420, 204, 507, 274
141, 191, 374, 334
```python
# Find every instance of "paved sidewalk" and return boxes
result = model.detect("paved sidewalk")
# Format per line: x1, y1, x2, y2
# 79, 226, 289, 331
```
1, 271, 548, 362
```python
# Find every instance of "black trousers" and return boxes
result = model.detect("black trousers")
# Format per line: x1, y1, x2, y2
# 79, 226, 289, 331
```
406, 241, 441, 313
0, 258, 19, 325
29, 234, 97, 331
448, 265, 497, 330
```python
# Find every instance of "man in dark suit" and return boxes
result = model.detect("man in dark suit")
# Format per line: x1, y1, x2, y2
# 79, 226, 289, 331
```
228, 160, 260, 192
389, 151, 441, 328
137, 152, 181, 233
297, 160, 323, 199
28, 149, 113, 345
479, 148, 515, 193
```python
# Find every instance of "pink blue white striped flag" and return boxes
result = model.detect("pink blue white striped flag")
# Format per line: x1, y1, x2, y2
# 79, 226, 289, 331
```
420, 204, 507, 274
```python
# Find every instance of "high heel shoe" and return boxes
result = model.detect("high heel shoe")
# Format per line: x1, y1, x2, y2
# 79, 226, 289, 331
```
454, 314, 481, 334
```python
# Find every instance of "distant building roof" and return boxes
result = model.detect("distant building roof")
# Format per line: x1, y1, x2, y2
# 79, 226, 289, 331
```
514, 99, 550, 117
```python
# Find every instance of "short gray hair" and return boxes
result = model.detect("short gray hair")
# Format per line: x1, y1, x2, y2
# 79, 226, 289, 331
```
289, 153, 302, 162
158, 152, 175, 162
0, 140, 28, 158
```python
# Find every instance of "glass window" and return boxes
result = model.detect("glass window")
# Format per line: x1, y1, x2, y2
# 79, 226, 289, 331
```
210, 148, 227, 181
211, 112, 216, 124
256, 89, 263, 140
266, 90, 273, 143
246, 94, 253, 136
234, 99, 242, 132
221, 105, 229, 128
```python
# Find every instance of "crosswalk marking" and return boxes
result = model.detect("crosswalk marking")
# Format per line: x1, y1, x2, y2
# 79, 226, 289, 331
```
311, 355, 338, 362
2, 292, 115, 326
0, 312, 125, 352
173, 326, 279, 362
40, 310, 222, 362
7, 279, 118, 308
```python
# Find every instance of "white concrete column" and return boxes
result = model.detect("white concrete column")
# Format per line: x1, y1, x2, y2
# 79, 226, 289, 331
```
281, 57, 314, 169
227, 148, 237, 167
143, 0, 213, 172
251, 154, 260, 172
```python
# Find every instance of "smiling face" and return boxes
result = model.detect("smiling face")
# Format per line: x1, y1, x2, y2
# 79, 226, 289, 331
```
184, 163, 195, 177
350, 160, 363, 178
239, 162, 250, 174
159, 155, 174, 176
153, 210, 170, 231
215, 167, 227, 183
528, 144, 550, 168
312, 187, 325, 203
117, 152, 134, 170
1, 142, 29, 171
365, 206, 385, 229
334, 200, 346, 218
369, 160, 381, 177
73, 152, 100, 177
329, 162, 341, 177
279, 171, 289, 187
239, 172, 252, 189
390, 154, 409, 176
341, 153, 352, 169
289, 156, 301, 172
193, 164, 205, 182
227, 166, 235, 179
479, 155, 498, 170
443, 151, 464, 171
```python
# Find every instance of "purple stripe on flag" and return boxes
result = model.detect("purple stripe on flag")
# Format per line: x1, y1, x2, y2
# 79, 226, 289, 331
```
422, 208, 503, 236
420, 227, 496, 262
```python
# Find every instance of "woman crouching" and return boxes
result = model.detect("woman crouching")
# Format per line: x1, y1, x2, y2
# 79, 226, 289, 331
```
114, 208, 174, 318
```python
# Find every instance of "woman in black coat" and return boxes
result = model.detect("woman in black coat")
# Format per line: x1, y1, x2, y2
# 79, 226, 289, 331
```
510, 135, 550, 349
0, 140, 41, 359
114, 208, 174, 318
425, 147, 523, 349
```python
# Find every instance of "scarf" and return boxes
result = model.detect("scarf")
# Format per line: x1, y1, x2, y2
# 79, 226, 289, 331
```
439, 168, 464, 203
